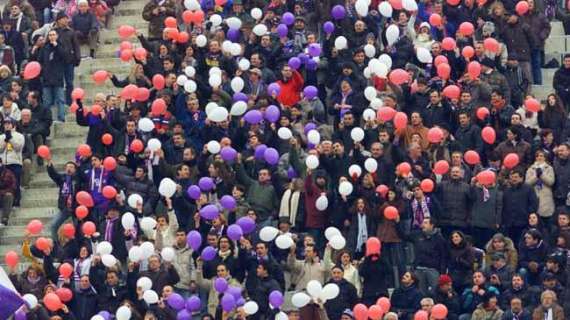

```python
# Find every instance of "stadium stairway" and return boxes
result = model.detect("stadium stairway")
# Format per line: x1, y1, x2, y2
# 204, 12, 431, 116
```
535, 21, 567, 100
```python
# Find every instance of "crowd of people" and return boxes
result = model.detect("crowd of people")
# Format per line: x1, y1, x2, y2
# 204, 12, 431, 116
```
0, 0, 570, 319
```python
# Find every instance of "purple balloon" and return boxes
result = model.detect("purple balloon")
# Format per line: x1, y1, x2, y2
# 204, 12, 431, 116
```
221, 294, 236, 312
236, 217, 256, 234
98, 311, 111, 320
331, 5, 346, 20
185, 296, 201, 312
287, 166, 297, 179
198, 177, 215, 191
277, 23, 288, 37
264, 105, 280, 123
227, 224, 243, 241
233, 92, 248, 102
304, 122, 317, 134
186, 230, 202, 250
306, 58, 318, 71
303, 86, 318, 99
200, 204, 219, 220
297, 53, 309, 64
236, 297, 246, 306
187, 185, 201, 200
269, 290, 284, 308
308, 43, 322, 57
220, 147, 237, 162
220, 195, 237, 210
323, 21, 335, 34
177, 309, 192, 320
267, 82, 281, 96
226, 285, 242, 299
168, 293, 186, 311
227, 28, 240, 41
264, 147, 279, 165
282, 12, 295, 25
244, 110, 263, 124
201, 246, 217, 261
15, 310, 26, 320
288, 57, 301, 70
254, 144, 267, 160
214, 277, 228, 293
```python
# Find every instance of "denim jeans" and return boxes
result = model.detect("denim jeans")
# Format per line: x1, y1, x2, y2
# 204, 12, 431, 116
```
63, 64, 75, 106
43, 86, 65, 122
531, 49, 544, 85
414, 266, 440, 295
51, 208, 71, 240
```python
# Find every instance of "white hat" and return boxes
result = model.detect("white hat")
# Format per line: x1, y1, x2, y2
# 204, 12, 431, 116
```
419, 22, 431, 30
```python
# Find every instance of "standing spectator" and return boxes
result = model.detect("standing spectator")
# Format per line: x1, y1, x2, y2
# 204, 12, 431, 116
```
471, 179, 503, 249
0, 35, 16, 73
525, 151, 556, 224
324, 265, 358, 320
46, 157, 80, 239
142, 0, 175, 40
553, 54, 570, 109
276, 65, 304, 108
286, 243, 328, 290
436, 166, 473, 237
53, 11, 81, 108
495, 126, 533, 167
72, 0, 99, 59
38, 29, 67, 123
499, 14, 534, 89
390, 271, 423, 319
0, 117, 23, 207
358, 246, 391, 305
24, 91, 52, 164
447, 231, 475, 292
0, 158, 16, 227
455, 111, 483, 154
410, 217, 448, 295
503, 170, 539, 245
522, 0, 551, 85
552, 143, 570, 209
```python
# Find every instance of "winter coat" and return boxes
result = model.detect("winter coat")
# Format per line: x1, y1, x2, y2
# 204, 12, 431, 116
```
133, 265, 180, 293
172, 245, 194, 290
390, 284, 423, 318
501, 309, 531, 320
54, 26, 80, 65
235, 163, 279, 222
410, 229, 448, 272
239, 250, 285, 295
436, 179, 473, 228
0, 130, 24, 165
502, 183, 539, 228
196, 269, 241, 317
499, 19, 533, 61
448, 240, 475, 288
346, 212, 377, 254
495, 140, 533, 167
471, 185, 503, 230
276, 69, 304, 108
38, 42, 67, 87
500, 284, 537, 310
481, 70, 511, 105
484, 237, 519, 270
324, 278, 358, 320
30, 104, 53, 137
71, 10, 98, 34
359, 255, 391, 305
531, 304, 565, 320
287, 253, 329, 291
47, 164, 81, 212
553, 157, 570, 202
553, 67, 570, 104
519, 240, 548, 270
525, 163, 556, 217
303, 172, 328, 228
455, 123, 483, 153
142, 0, 176, 39
472, 304, 504, 320
250, 276, 282, 318
461, 285, 500, 314
522, 10, 551, 49
538, 110, 566, 144
430, 287, 462, 319
71, 287, 98, 320
0, 165, 16, 197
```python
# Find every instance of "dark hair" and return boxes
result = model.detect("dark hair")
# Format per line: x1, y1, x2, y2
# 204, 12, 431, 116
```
491, 89, 504, 98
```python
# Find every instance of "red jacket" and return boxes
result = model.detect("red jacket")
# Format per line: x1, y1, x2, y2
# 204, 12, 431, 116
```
304, 173, 327, 229
277, 70, 304, 107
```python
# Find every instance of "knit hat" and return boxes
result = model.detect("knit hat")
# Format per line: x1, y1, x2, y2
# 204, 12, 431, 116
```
438, 274, 453, 286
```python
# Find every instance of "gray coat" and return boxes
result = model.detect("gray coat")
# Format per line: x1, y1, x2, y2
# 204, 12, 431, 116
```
471, 185, 503, 229
436, 179, 473, 227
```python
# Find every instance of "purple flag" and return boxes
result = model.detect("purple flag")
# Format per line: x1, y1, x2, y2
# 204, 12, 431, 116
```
0, 268, 24, 319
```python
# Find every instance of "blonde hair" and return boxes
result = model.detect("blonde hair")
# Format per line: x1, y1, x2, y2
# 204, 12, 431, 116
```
0, 65, 12, 78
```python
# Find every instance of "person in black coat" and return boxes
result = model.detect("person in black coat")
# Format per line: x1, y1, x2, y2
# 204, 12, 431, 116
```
455, 111, 483, 154
38, 29, 67, 122
501, 297, 532, 320
324, 265, 358, 320
552, 54, 570, 109
502, 170, 539, 245
96, 202, 128, 262
359, 252, 391, 306
90, 269, 128, 314
518, 229, 549, 286
128, 254, 180, 294
391, 271, 423, 320
500, 274, 538, 310
70, 275, 98, 320
249, 261, 282, 320
47, 158, 81, 239
238, 240, 285, 296
430, 274, 461, 320
346, 198, 377, 259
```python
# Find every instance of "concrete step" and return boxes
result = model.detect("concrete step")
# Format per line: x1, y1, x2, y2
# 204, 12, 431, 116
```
8, 207, 59, 225
532, 84, 554, 100
551, 21, 565, 37
20, 187, 60, 208
545, 35, 570, 55
52, 122, 89, 139
0, 226, 50, 245
542, 68, 557, 85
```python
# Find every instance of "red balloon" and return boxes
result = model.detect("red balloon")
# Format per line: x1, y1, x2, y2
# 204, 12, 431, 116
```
477, 170, 496, 186
388, 69, 409, 85
121, 84, 139, 100
135, 87, 150, 102
376, 185, 389, 197
447, 0, 460, 5
118, 25, 135, 39
62, 223, 75, 239
368, 305, 384, 320
164, 16, 177, 28
353, 304, 368, 320
215, 0, 227, 6
377, 297, 391, 313
43, 293, 62, 312
71, 88, 85, 101
102, 133, 113, 145
377, 107, 397, 122
177, 31, 190, 43
134, 47, 147, 60
504, 153, 520, 169
190, 10, 205, 24
182, 10, 193, 24
515, 1, 529, 15
91, 104, 102, 116
102, 186, 117, 199
76, 191, 94, 208
120, 49, 133, 62
427, 127, 444, 143
482, 126, 496, 144
384, 206, 399, 220
459, 22, 474, 36
151, 98, 167, 116
35, 237, 50, 251
437, 63, 451, 80
397, 162, 412, 176
70, 102, 79, 113
464, 150, 481, 165
366, 237, 381, 256
56, 288, 73, 303
37, 145, 51, 159
414, 310, 429, 320
164, 27, 179, 40
27, 219, 43, 235
525, 98, 540, 112
483, 38, 500, 53
476, 107, 490, 120
393, 112, 408, 129
441, 37, 456, 51
82, 221, 96, 236
468, 61, 481, 79
434, 55, 448, 67
77, 144, 92, 157
119, 41, 132, 51
103, 156, 117, 171
23, 61, 41, 80
431, 304, 449, 319
131, 139, 144, 153
443, 85, 460, 99
420, 179, 435, 192
429, 13, 442, 26
75, 205, 89, 219
92, 70, 108, 85
5, 251, 18, 267
462, 46, 475, 59
153, 74, 165, 90
433, 160, 450, 175
59, 262, 73, 278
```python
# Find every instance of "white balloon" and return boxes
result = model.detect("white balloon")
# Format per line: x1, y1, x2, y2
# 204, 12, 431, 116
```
143, 290, 159, 304
116, 306, 132, 320
222, 40, 233, 53
325, 227, 341, 240
96, 241, 113, 255
338, 181, 353, 196
209, 67, 222, 76
329, 235, 346, 250
209, 14, 222, 26
140, 241, 155, 260
138, 118, 154, 132
291, 292, 311, 308
363, 108, 376, 121
416, 47, 433, 64
91, 316, 105, 320
230, 101, 247, 116
238, 58, 250, 71
374, 63, 388, 78
364, 86, 377, 101
364, 158, 378, 172
253, 24, 268, 36
386, 24, 400, 46
207, 140, 221, 154
129, 246, 143, 261
277, 127, 293, 140
403, 0, 418, 11
185, 66, 196, 77
355, 0, 369, 16
306, 280, 323, 298
334, 36, 348, 50
196, 35, 207, 47
161, 247, 176, 262
140, 217, 157, 231
275, 312, 288, 320
378, 1, 393, 17
364, 44, 376, 58
209, 74, 222, 87
208, 107, 228, 122
378, 54, 393, 69
321, 283, 340, 300
259, 226, 279, 242
230, 43, 242, 56
250, 8, 262, 20
137, 277, 153, 291
184, 0, 200, 10
351, 127, 365, 142
275, 234, 294, 249
370, 98, 384, 110
176, 74, 188, 86
184, 80, 197, 93
205, 102, 219, 115
128, 193, 143, 208
22, 293, 38, 309
243, 301, 259, 315
307, 130, 320, 145
158, 178, 177, 197
305, 155, 319, 170
231, 77, 245, 92
348, 164, 362, 177
102, 254, 117, 267
226, 17, 242, 29
147, 138, 162, 152
363, 67, 372, 79
315, 195, 328, 210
